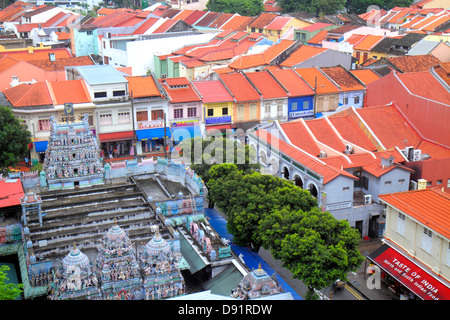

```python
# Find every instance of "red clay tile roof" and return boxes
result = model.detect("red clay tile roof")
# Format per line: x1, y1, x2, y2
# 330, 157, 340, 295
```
294, 67, 340, 94
327, 115, 377, 151
49, 79, 91, 104
321, 66, 365, 91
248, 12, 278, 29
0, 179, 24, 208
221, 15, 255, 31
254, 128, 356, 184
268, 68, 314, 97
192, 80, 234, 103
2, 48, 72, 61
127, 75, 162, 98
379, 188, 450, 239
159, 77, 201, 103
209, 13, 234, 29
307, 30, 328, 45
353, 34, 384, 51
305, 117, 346, 152
279, 45, 327, 68
4, 82, 52, 107
388, 54, 441, 73
27, 56, 94, 71
350, 69, 381, 85
219, 72, 260, 102
194, 12, 221, 27
132, 17, 159, 34
396, 71, 450, 105
245, 70, 287, 99
301, 22, 332, 32
173, 9, 195, 21
280, 120, 321, 156
0, 55, 20, 73
152, 18, 179, 33
264, 16, 291, 30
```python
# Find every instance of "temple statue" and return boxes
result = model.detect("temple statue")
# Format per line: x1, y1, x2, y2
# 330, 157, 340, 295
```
230, 264, 285, 300
48, 244, 101, 300
96, 219, 143, 300
139, 226, 186, 300
42, 114, 104, 190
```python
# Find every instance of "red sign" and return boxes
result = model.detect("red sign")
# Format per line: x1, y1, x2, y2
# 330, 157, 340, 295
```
370, 245, 450, 300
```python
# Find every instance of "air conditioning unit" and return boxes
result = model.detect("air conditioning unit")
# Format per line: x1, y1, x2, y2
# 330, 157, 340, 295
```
319, 150, 327, 158
364, 194, 372, 205
161, 74, 167, 79
412, 149, 422, 162
344, 144, 353, 155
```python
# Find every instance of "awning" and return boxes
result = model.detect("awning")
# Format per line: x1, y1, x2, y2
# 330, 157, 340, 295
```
136, 128, 171, 141
172, 125, 201, 142
34, 141, 48, 153
368, 244, 450, 300
206, 124, 232, 135
98, 131, 134, 142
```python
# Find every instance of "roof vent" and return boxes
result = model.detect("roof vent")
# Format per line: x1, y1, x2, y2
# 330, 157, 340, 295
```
344, 144, 353, 155
319, 151, 327, 158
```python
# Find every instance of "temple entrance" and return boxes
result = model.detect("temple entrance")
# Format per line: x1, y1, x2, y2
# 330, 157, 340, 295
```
294, 175, 303, 189
308, 183, 318, 197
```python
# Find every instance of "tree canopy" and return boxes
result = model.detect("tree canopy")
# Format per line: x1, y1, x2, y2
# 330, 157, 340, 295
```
0, 265, 23, 300
276, 0, 346, 15
208, 163, 364, 298
206, 0, 264, 16
0, 106, 31, 172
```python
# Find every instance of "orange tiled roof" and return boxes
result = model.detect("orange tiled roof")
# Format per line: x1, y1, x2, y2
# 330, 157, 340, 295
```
264, 16, 291, 30
321, 66, 365, 91
245, 70, 287, 99
159, 77, 200, 103
294, 67, 340, 95
422, 14, 450, 32
27, 56, 94, 71
127, 75, 162, 98
350, 69, 381, 85
221, 15, 255, 31
55, 31, 70, 41
279, 45, 327, 68
305, 117, 346, 152
327, 115, 377, 151
379, 188, 450, 239
248, 12, 278, 29
388, 54, 440, 73
396, 71, 450, 105
353, 34, 384, 51
280, 120, 321, 156
307, 30, 328, 45
3, 82, 52, 107
268, 68, 314, 97
2, 48, 72, 62
219, 72, 260, 102
0, 55, 20, 73
48, 79, 91, 105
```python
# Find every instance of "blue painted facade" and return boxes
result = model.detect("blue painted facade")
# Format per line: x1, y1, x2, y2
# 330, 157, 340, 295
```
287, 95, 315, 120
73, 28, 99, 57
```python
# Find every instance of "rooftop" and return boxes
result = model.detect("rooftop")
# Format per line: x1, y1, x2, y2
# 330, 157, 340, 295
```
127, 75, 162, 98
379, 188, 450, 239
396, 71, 450, 105
219, 72, 260, 102
0, 179, 24, 208
294, 67, 340, 94
245, 70, 287, 99
279, 45, 327, 68
248, 12, 278, 29
192, 80, 234, 104
73, 65, 127, 85
320, 66, 365, 91
268, 68, 314, 97
159, 77, 201, 103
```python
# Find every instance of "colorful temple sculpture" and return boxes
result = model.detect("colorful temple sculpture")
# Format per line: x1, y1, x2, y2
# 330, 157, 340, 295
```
230, 264, 285, 300
20, 190, 43, 227
42, 114, 104, 190
96, 219, 143, 300
139, 226, 186, 300
48, 244, 101, 300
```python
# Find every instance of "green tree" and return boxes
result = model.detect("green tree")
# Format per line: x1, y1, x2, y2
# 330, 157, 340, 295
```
208, 166, 316, 251
271, 207, 363, 299
0, 106, 31, 172
0, 265, 23, 300
206, 0, 264, 16
277, 0, 345, 15
179, 136, 259, 207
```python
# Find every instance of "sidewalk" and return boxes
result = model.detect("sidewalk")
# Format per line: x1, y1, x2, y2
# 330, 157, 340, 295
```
346, 238, 399, 300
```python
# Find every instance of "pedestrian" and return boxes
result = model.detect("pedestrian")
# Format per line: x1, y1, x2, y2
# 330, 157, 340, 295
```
25, 156, 29, 167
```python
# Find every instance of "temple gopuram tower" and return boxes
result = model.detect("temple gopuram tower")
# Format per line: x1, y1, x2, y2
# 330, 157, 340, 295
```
42, 114, 103, 190
96, 219, 142, 300
139, 227, 186, 300
48, 244, 101, 300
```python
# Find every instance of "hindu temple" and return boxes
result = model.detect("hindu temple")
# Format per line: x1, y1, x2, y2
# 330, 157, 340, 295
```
96, 218, 142, 300
48, 243, 101, 300
139, 226, 186, 300
230, 264, 285, 300
42, 114, 104, 190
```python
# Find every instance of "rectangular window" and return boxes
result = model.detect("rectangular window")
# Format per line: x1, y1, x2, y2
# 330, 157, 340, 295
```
237, 104, 244, 121
136, 111, 148, 121
398, 179, 405, 184
118, 112, 130, 124
385, 181, 392, 185
343, 187, 350, 191
343, 97, 349, 105
422, 227, 433, 253
222, 107, 228, 116
113, 90, 126, 97
354, 96, 360, 104
397, 213, 405, 236
94, 92, 107, 98
38, 119, 50, 131
448, 179, 450, 188
249, 103, 257, 119
291, 102, 298, 111
174, 109, 183, 119
265, 103, 271, 115
187, 107, 197, 118
303, 100, 309, 110
152, 110, 163, 120
437, 180, 442, 185
207, 109, 214, 117
447, 243, 450, 266
99, 114, 112, 125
